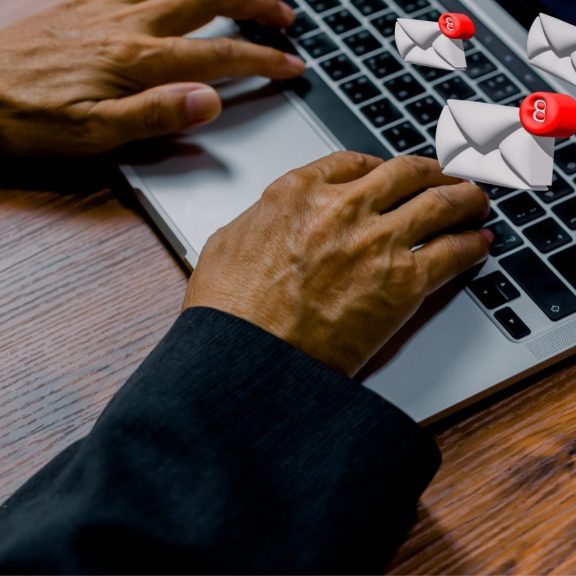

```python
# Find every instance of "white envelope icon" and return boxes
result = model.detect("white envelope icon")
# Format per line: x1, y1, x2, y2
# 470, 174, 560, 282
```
436, 100, 555, 190
395, 18, 466, 70
527, 13, 576, 86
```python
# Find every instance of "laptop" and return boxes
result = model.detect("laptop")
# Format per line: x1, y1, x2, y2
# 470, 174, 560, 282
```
120, 0, 576, 424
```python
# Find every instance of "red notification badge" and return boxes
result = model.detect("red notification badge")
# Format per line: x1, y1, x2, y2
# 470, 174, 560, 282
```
520, 92, 576, 139
438, 13, 476, 40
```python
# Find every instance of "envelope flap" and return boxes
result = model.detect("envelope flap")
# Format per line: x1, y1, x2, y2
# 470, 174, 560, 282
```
397, 18, 440, 45
448, 100, 519, 149
432, 35, 466, 69
527, 16, 548, 59
540, 13, 576, 55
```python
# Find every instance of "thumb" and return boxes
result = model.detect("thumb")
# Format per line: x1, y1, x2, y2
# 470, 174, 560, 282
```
91, 83, 222, 148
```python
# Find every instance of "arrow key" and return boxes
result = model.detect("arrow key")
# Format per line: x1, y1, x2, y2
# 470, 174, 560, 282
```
495, 307, 531, 340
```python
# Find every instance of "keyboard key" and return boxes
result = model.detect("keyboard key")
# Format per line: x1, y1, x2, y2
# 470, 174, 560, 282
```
484, 208, 498, 223
383, 121, 426, 152
417, 66, 451, 82
325, 10, 361, 34
361, 98, 402, 128
371, 11, 398, 37
482, 184, 516, 201
534, 172, 573, 204
418, 9, 442, 21
304, 0, 340, 12
435, 76, 476, 101
485, 221, 523, 256
499, 192, 545, 226
299, 33, 338, 58
466, 51, 497, 79
344, 30, 382, 56
553, 197, 576, 230
478, 73, 520, 102
524, 218, 571, 254
469, 271, 520, 310
341, 75, 380, 104
350, 0, 388, 16
412, 144, 436, 158
495, 307, 531, 339
501, 248, 576, 321
428, 124, 437, 140
287, 12, 319, 37
406, 95, 442, 125
550, 245, 576, 291
363, 51, 403, 78
385, 73, 425, 101
284, 0, 299, 7
320, 53, 359, 81
556, 143, 576, 175
395, 0, 430, 13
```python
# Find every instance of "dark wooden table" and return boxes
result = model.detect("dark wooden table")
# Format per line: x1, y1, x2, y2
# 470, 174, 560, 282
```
2, 2, 576, 574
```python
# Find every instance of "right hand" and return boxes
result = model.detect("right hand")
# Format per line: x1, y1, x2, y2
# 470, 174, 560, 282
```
184, 153, 493, 377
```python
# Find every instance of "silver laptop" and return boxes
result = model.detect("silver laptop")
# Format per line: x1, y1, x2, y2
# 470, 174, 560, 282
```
120, 0, 576, 424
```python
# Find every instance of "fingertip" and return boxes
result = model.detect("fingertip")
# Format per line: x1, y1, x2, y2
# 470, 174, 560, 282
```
185, 86, 222, 126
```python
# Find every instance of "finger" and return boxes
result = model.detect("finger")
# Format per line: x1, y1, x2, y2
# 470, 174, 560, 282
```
301, 151, 385, 185
123, 0, 295, 37
415, 230, 493, 293
88, 83, 222, 148
355, 156, 464, 213
134, 37, 305, 86
392, 181, 490, 246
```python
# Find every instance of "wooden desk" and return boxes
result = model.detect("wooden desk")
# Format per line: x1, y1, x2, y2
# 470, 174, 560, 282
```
2, 2, 576, 574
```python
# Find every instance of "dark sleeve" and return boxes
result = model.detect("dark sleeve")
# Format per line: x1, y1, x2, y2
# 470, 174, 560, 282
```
0, 307, 440, 575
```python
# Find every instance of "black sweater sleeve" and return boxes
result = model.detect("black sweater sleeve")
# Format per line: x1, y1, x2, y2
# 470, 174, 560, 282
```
0, 307, 440, 574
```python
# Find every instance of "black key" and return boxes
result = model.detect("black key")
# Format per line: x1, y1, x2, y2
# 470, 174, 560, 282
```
466, 51, 497, 79
370, 11, 398, 37
304, 0, 340, 12
534, 172, 573, 204
412, 144, 436, 158
287, 12, 319, 37
550, 245, 576, 290
485, 221, 524, 256
284, 0, 299, 7
469, 271, 521, 310
385, 73, 425, 101
418, 9, 442, 21
344, 30, 381, 56
417, 66, 451, 82
495, 307, 531, 339
320, 53, 359, 81
427, 124, 437, 140
395, 0, 430, 13
383, 121, 426, 152
299, 33, 338, 58
325, 10, 361, 34
482, 184, 516, 201
289, 68, 392, 158
350, 0, 387, 16
556, 143, 576, 175
435, 76, 476, 101
363, 51, 402, 79
478, 73, 520, 102
501, 248, 576, 321
341, 75, 380, 103
361, 98, 402, 128
499, 192, 545, 226
238, 20, 297, 55
484, 208, 498, 224
406, 96, 442, 125
524, 218, 571, 254
553, 197, 576, 230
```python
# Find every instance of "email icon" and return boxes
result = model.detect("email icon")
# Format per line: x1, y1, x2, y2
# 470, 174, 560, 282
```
436, 100, 555, 190
395, 18, 467, 70
527, 13, 576, 86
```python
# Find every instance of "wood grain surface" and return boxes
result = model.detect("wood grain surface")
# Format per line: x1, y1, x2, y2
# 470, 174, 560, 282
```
2, 2, 576, 574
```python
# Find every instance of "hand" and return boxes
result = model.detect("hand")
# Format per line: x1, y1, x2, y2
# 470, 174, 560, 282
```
0, 0, 304, 156
184, 153, 493, 377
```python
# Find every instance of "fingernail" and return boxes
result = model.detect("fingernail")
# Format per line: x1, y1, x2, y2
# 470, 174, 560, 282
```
284, 53, 306, 71
186, 88, 221, 124
480, 228, 495, 243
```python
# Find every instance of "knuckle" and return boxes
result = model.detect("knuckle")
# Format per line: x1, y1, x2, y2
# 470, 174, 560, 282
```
99, 35, 142, 67
442, 234, 468, 274
428, 185, 460, 213
210, 38, 238, 61
141, 92, 173, 134
396, 155, 434, 182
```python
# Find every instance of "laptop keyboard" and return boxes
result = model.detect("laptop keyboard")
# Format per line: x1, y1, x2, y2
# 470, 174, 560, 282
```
239, 0, 576, 342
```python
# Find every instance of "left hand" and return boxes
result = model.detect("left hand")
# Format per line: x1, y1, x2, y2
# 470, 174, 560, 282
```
0, 0, 304, 156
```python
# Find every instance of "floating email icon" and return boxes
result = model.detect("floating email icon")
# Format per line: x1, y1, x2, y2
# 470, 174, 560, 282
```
527, 13, 576, 86
436, 100, 555, 191
395, 16, 469, 70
